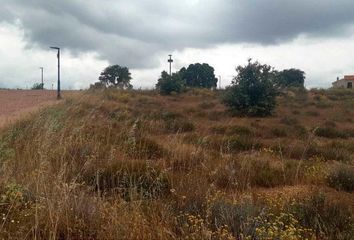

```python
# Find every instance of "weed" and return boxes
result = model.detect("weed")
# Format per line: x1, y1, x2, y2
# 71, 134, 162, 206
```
305, 110, 320, 117
84, 160, 170, 200
280, 116, 299, 125
164, 119, 195, 133
210, 156, 300, 190
222, 136, 262, 153
324, 120, 337, 128
206, 110, 224, 121
210, 125, 228, 134
314, 127, 348, 139
126, 137, 165, 159
289, 192, 354, 239
0, 139, 14, 165
198, 101, 216, 109
228, 125, 252, 136
315, 101, 332, 109
292, 110, 301, 115
271, 127, 288, 137
327, 164, 354, 192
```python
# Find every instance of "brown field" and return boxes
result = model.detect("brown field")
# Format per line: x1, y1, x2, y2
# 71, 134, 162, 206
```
0, 90, 78, 128
0, 88, 353, 239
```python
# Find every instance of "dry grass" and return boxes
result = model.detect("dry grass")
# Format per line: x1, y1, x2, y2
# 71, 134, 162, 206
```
0, 88, 353, 239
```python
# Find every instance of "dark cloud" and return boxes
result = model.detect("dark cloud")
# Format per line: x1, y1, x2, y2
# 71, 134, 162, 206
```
2, 0, 354, 68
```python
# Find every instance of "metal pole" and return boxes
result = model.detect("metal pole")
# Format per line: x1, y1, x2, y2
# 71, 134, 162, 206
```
57, 49, 60, 99
50, 46, 61, 99
168, 54, 173, 76
39, 67, 44, 89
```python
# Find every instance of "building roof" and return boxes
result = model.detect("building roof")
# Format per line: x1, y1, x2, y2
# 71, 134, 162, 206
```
344, 75, 354, 81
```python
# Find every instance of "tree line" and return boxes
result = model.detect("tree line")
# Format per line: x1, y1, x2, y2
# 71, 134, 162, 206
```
90, 60, 306, 117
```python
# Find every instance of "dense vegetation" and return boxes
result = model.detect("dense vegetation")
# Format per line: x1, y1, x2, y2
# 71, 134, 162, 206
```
31, 83, 44, 90
0, 88, 353, 239
156, 71, 186, 95
275, 68, 306, 89
92, 65, 132, 89
223, 60, 277, 117
179, 63, 218, 89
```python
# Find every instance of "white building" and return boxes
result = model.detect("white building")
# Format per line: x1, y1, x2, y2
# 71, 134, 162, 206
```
332, 75, 354, 89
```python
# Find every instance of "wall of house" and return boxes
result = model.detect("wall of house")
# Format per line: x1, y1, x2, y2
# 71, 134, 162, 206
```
332, 79, 354, 88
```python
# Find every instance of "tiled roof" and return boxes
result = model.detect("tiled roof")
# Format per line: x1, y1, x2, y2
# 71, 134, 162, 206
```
344, 75, 354, 81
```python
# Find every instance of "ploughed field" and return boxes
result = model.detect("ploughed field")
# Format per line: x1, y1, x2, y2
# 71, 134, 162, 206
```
0, 90, 77, 127
0, 88, 353, 239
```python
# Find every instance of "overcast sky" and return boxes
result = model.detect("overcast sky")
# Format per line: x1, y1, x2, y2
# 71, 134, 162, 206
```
1, 0, 354, 89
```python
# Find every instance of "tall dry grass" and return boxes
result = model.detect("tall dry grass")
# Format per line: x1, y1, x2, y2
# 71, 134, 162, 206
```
0, 88, 353, 239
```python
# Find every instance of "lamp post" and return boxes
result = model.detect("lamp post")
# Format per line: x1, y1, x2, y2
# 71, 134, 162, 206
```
50, 46, 61, 99
168, 54, 173, 76
39, 67, 44, 89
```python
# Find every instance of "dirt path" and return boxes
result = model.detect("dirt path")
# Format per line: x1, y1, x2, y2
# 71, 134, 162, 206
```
0, 90, 74, 128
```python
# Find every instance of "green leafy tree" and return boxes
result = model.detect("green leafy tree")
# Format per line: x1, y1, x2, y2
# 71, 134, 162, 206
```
179, 63, 218, 88
275, 68, 305, 89
98, 65, 132, 89
156, 71, 185, 95
222, 59, 277, 117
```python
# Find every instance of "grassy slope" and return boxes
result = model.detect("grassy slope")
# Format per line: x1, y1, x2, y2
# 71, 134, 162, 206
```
0, 88, 353, 239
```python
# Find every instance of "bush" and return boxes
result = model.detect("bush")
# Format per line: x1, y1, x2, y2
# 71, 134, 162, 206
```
280, 116, 299, 125
305, 110, 320, 117
156, 71, 185, 95
31, 83, 44, 90
198, 101, 216, 109
223, 136, 262, 153
314, 127, 348, 139
210, 125, 228, 134
289, 192, 354, 238
179, 63, 218, 88
209, 195, 318, 239
209, 198, 261, 238
228, 125, 252, 136
324, 120, 337, 128
271, 127, 288, 137
211, 157, 293, 190
327, 164, 354, 192
293, 124, 308, 138
127, 137, 165, 160
222, 60, 277, 117
206, 111, 224, 121
164, 119, 195, 133
151, 110, 182, 121
274, 68, 305, 89
83, 161, 170, 200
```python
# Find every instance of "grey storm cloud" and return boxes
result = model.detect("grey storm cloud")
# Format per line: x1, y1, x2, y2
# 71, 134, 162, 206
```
2, 0, 354, 68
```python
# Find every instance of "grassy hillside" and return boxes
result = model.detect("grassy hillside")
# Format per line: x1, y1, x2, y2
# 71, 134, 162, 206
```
0, 88, 353, 239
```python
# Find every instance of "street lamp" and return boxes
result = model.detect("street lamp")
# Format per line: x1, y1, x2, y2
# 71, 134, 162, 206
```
50, 46, 61, 99
39, 67, 44, 90
168, 54, 173, 76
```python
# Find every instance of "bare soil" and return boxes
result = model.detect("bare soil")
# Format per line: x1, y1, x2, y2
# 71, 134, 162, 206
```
0, 90, 66, 128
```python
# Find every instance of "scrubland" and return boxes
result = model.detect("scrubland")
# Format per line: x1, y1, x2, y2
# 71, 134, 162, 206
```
0, 88, 353, 239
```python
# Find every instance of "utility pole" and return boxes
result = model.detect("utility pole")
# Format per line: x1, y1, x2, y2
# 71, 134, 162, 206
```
168, 54, 173, 76
39, 67, 44, 89
50, 46, 61, 99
